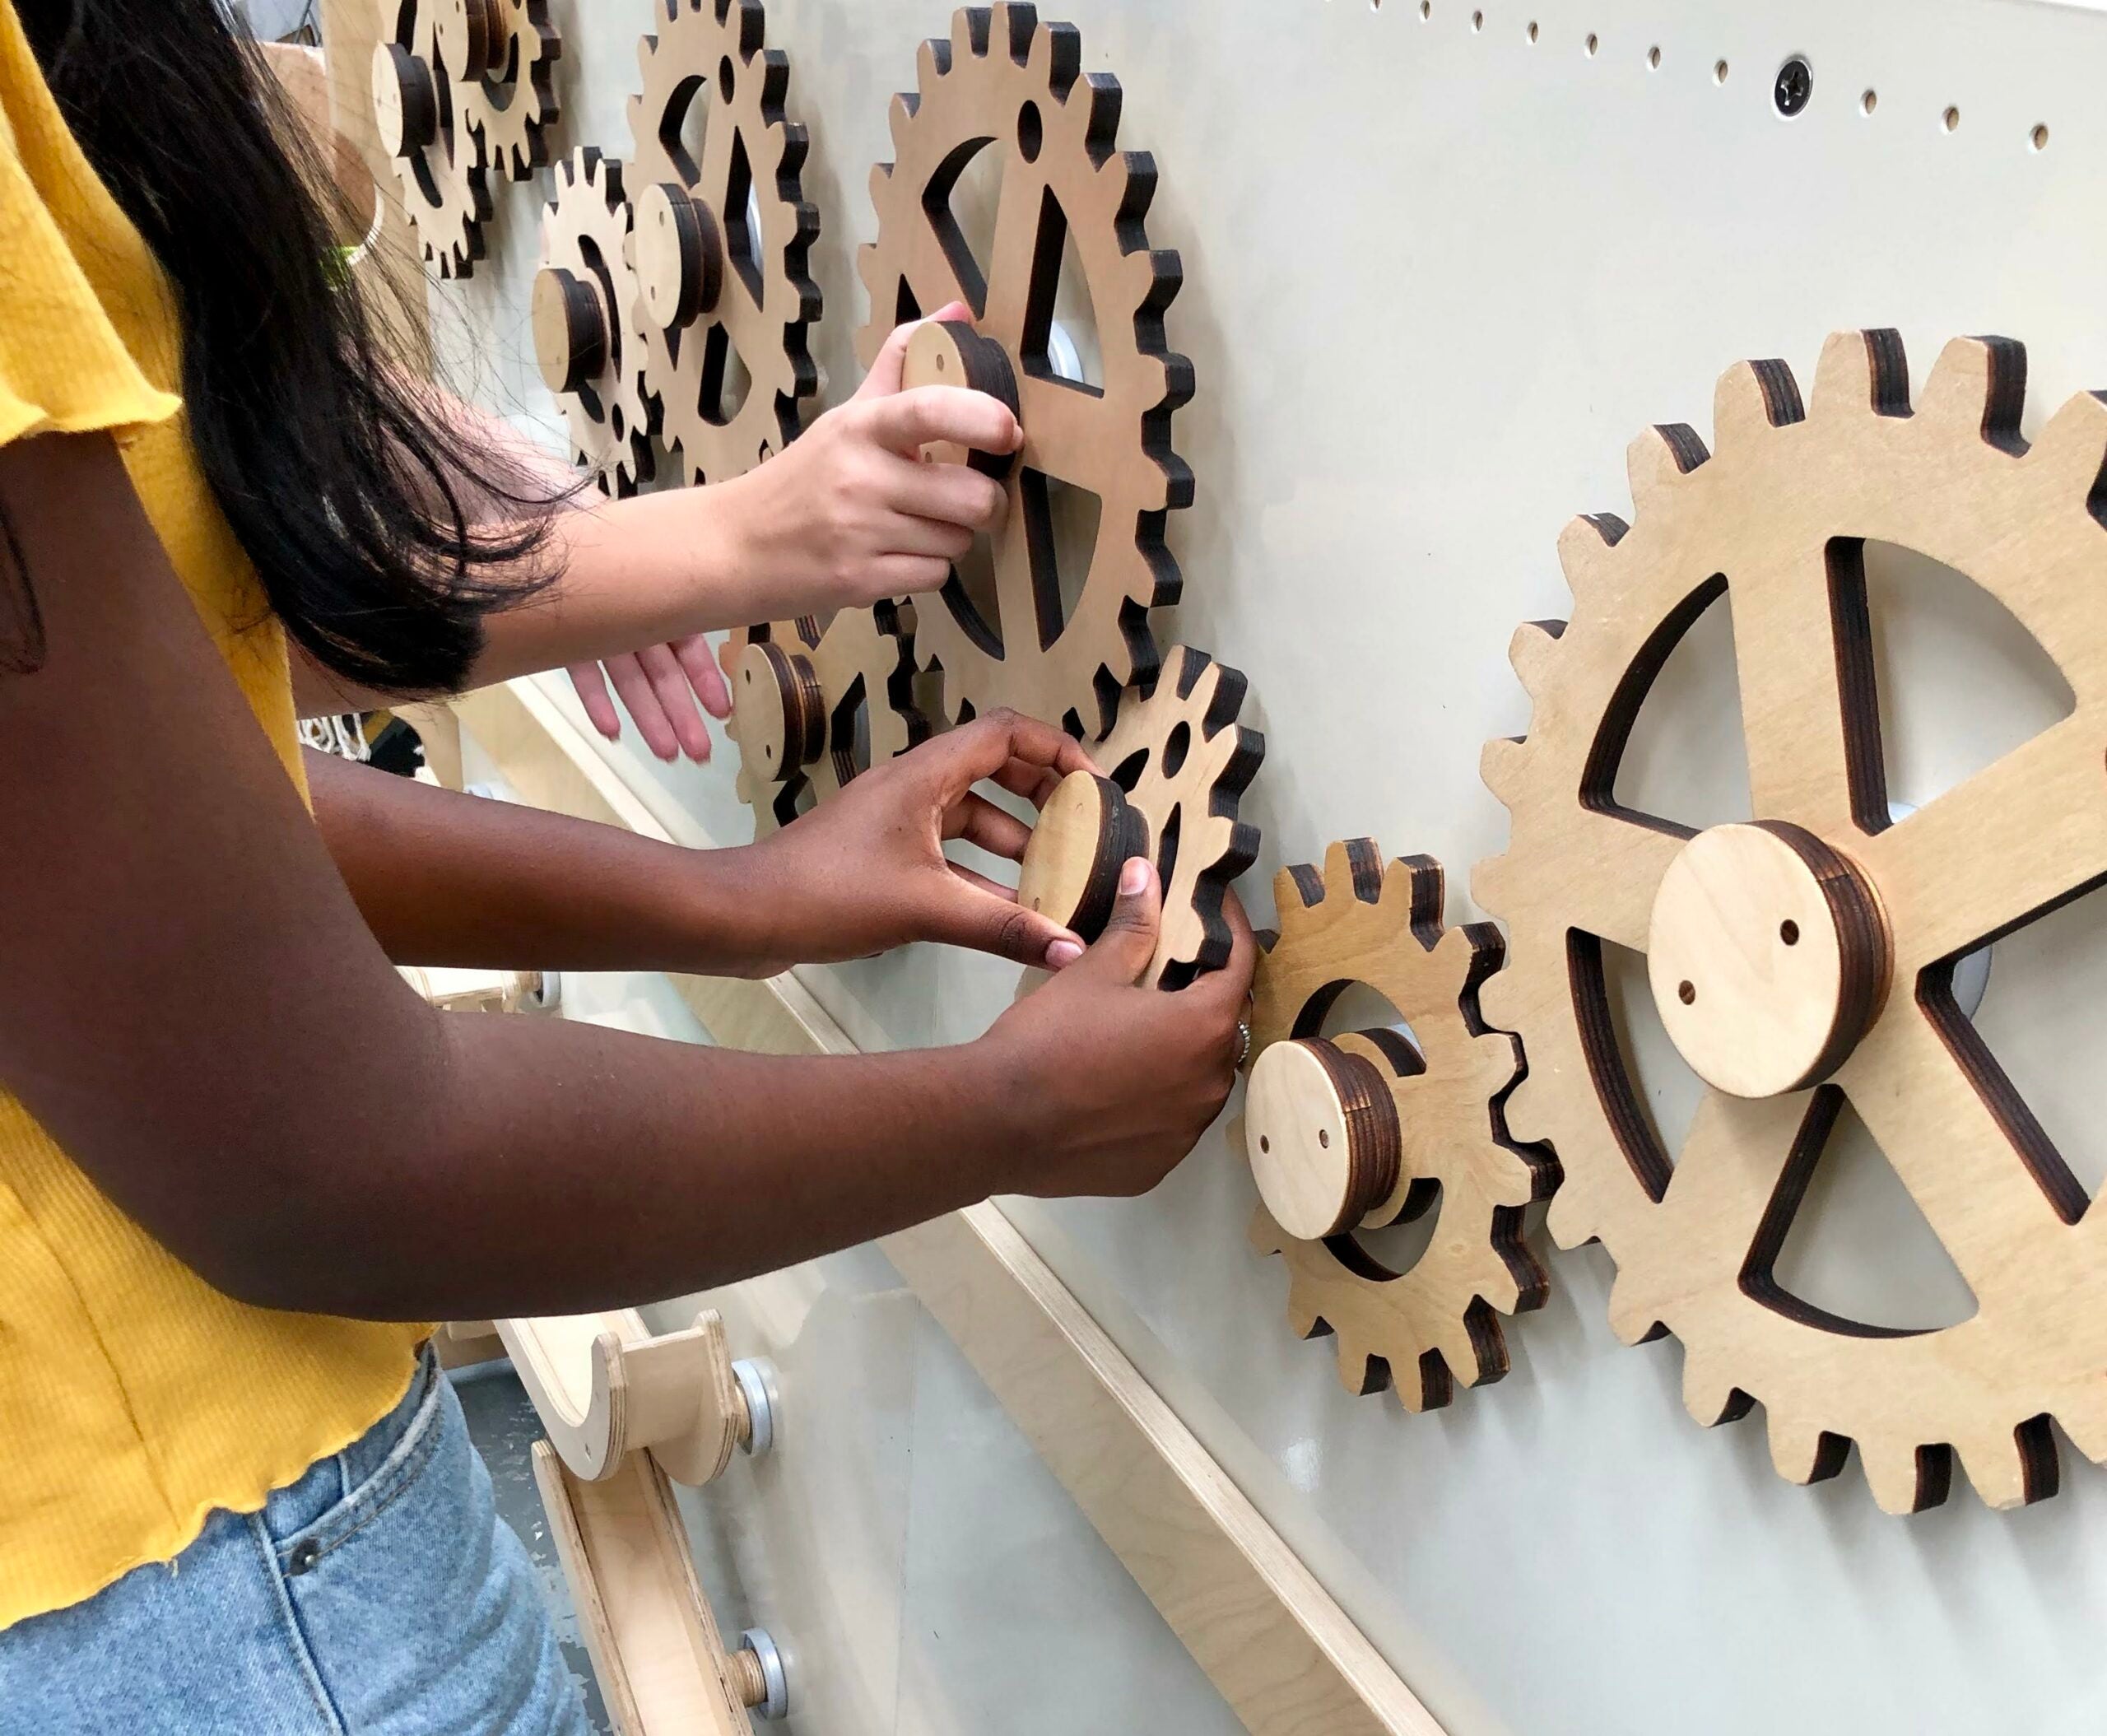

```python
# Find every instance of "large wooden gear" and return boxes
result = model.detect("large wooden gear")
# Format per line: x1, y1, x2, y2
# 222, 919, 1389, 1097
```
857, 2, 1194, 739
723, 607, 928, 835
1473, 330, 2107, 1512
533, 150, 658, 494
1242, 842, 1553, 1408
627, 0, 821, 485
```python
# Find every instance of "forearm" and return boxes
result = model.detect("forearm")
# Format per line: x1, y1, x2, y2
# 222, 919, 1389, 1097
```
305, 748, 782, 976
244, 1009, 1019, 1319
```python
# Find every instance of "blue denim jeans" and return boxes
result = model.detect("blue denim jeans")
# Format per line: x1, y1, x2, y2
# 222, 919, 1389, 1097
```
0, 1347, 591, 1735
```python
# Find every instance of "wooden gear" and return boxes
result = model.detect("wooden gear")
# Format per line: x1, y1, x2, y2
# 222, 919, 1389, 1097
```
1241, 841, 1553, 1408
534, 149, 658, 492
1473, 330, 2107, 1511
433, 0, 560, 184
626, 0, 821, 485
1019, 645, 1259, 988
722, 606, 928, 835
857, 2, 1194, 738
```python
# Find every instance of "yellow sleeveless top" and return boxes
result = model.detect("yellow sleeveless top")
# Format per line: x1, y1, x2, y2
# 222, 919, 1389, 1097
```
0, 4, 424, 1627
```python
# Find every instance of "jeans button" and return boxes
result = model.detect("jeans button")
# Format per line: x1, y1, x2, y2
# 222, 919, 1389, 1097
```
286, 1538, 322, 1576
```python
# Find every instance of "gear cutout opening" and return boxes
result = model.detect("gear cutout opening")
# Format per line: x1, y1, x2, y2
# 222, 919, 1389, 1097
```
1609, 581, 1753, 833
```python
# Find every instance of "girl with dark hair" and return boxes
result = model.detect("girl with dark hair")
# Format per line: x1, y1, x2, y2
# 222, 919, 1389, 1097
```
0, 2, 1251, 1727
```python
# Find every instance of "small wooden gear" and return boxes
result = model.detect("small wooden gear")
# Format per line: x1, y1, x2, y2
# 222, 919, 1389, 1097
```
1019, 645, 1260, 988
857, 2, 1194, 738
434, 0, 560, 184
626, 0, 821, 484
373, 0, 488, 277
1474, 330, 2107, 1511
1243, 841, 1554, 1408
723, 606, 928, 835
534, 150, 657, 493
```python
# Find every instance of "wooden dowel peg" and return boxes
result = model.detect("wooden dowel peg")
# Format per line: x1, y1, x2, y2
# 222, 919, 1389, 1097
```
1245, 1037, 1403, 1241
901, 319, 1022, 477
1016, 769, 1151, 942
370, 41, 437, 158
532, 265, 607, 397
1646, 820, 1890, 1099
733, 640, 828, 784
635, 182, 727, 332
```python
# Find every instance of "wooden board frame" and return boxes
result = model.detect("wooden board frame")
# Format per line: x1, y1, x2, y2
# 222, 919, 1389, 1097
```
447, 676, 1444, 1736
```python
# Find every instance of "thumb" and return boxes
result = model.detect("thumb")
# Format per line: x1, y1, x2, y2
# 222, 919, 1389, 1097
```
1073, 855, 1160, 985
853, 300, 974, 401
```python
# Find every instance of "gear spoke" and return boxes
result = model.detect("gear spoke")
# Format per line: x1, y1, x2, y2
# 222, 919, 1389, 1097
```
979, 161, 1051, 339
1855, 713, 2107, 969
1839, 1000, 2087, 1300
1560, 808, 1686, 952
1730, 539, 1872, 833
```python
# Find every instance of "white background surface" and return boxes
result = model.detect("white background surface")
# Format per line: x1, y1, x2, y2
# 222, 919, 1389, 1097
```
428, 2, 2107, 1729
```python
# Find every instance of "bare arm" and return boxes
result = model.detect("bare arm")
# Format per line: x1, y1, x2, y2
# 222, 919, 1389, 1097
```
293, 308, 1016, 721
0, 432, 1240, 1324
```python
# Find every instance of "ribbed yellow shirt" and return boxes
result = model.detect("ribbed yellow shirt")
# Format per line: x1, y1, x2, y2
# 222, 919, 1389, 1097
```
0, 4, 425, 1627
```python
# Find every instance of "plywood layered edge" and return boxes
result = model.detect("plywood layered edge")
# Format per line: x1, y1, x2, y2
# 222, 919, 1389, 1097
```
446, 676, 1444, 1736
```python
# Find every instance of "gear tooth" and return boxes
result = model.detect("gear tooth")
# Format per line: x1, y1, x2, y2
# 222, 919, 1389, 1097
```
2023, 390, 2107, 491
1286, 1292, 1323, 1340
1556, 514, 1622, 597
1956, 1431, 2037, 1510
1626, 425, 1708, 505
1919, 335, 2018, 434
1861, 1437, 1942, 1515
2056, 1389, 2107, 1465
1713, 356, 1804, 449
889, 90, 919, 149
1761, 1415, 1821, 1483
1809, 328, 1910, 421
1474, 959, 1523, 1032
1680, 1348, 1738, 1426
1544, 1185, 1593, 1249
1319, 839, 1360, 891
1506, 619, 1562, 702
1332, 1332, 1374, 1393
1433, 1314, 1490, 1386
1247, 1205, 1287, 1258
1479, 736, 1530, 806
1604, 1265, 1659, 1345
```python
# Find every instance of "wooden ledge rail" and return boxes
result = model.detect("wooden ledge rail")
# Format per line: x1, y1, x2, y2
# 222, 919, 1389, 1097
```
535, 1443, 787, 1734
444, 678, 1446, 1736
495, 1308, 764, 1487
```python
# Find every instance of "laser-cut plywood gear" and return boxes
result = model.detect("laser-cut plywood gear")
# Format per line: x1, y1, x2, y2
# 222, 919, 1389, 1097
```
627, 0, 821, 485
857, 2, 1193, 738
373, 0, 488, 277
534, 150, 656, 493
722, 607, 928, 835
1240, 842, 1553, 1408
1087, 646, 1261, 989
435, 0, 560, 183
1473, 330, 2107, 1511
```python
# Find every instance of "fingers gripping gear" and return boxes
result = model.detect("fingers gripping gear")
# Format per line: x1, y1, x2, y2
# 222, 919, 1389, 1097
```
627, 0, 821, 486
723, 607, 928, 837
1243, 842, 1552, 1409
535, 151, 657, 494
1472, 330, 2107, 1510
857, 3, 1194, 738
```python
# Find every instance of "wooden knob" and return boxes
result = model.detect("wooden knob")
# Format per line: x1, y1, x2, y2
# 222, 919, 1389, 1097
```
733, 640, 826, 780
635, 183, 726, 331
1647, 820, 1890, 1099
1246, 1038, 1403, 1241
1016, 769, 1150, 942
532, 267, 606, 395
900, 319, 1021, 477
371, 42, 437, 159
436, 0, 505, 80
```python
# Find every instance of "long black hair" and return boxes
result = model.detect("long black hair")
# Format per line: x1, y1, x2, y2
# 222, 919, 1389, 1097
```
20, 0, 558, 696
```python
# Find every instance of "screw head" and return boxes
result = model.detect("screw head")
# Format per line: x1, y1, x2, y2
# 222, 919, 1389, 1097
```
1774, 55, 1813, 117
